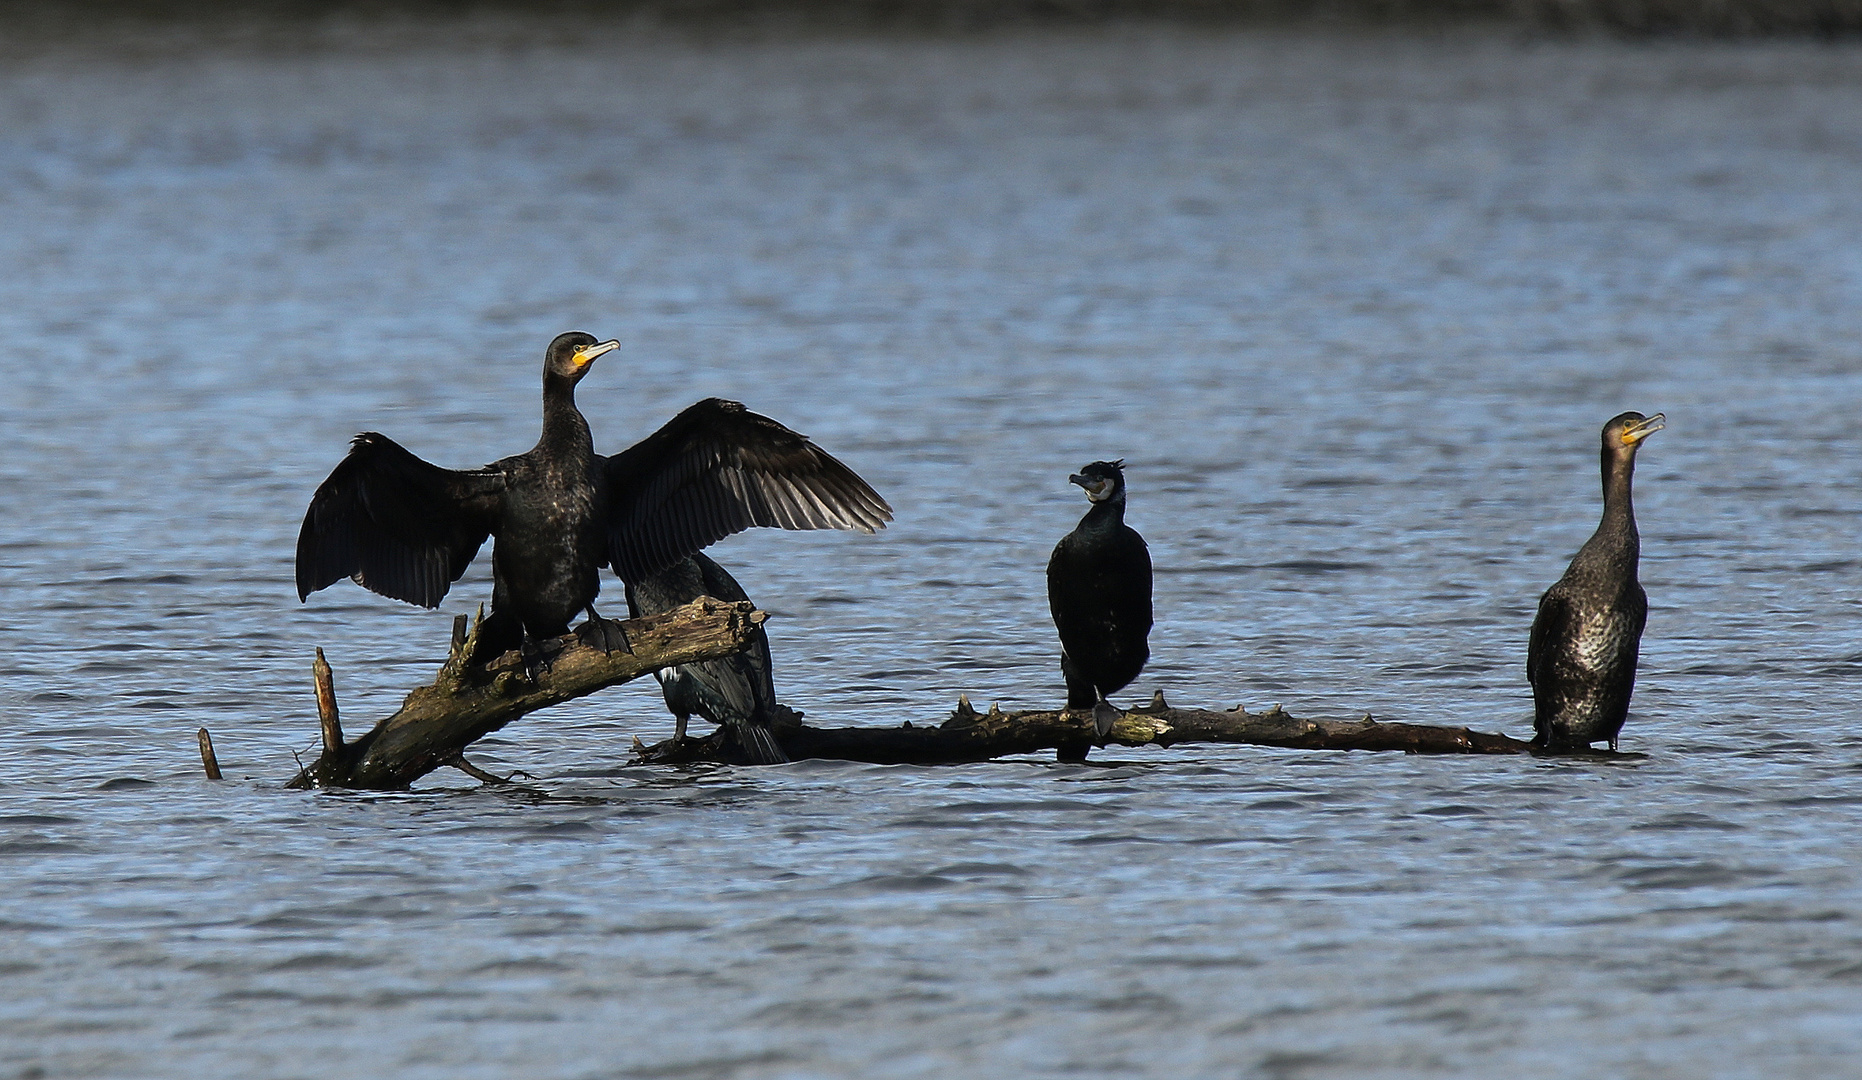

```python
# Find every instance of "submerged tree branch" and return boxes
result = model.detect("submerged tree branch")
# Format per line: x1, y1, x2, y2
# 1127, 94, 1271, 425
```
632, 689, 1532, 765
280, 595, 1531, 791
287, 597, 766, 790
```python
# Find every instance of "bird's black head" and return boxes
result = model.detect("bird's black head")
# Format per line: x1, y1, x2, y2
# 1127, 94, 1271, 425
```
1069, 459, 1127, 503
1602, 411, 1665, 453
544, 331, 619, 384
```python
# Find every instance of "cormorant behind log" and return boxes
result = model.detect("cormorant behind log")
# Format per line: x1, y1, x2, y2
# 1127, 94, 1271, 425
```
1527, 411, 1664, 751
627, 552, 789, 765
296, 332, 893, 668
1046, 460, 1153, 737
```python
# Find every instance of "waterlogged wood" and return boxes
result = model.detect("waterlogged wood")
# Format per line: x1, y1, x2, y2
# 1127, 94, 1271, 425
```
196, 728, 222, 780
633, 690, 1531, 765
287, 597, 766, 791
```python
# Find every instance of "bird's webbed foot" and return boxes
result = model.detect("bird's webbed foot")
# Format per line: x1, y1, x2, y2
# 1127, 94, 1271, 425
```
576, 605, 632, 655
1092, 699, 1121, 738
518, 636, 564, 681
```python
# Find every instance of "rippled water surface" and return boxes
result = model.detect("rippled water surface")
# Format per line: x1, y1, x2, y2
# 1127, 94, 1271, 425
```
3, 19, 1861, 1078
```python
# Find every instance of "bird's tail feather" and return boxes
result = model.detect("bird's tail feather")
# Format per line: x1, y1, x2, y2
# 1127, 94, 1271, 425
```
733, 721, 791, 766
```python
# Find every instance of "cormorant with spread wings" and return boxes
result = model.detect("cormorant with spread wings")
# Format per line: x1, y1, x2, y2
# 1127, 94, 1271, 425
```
295, 331, 892, 666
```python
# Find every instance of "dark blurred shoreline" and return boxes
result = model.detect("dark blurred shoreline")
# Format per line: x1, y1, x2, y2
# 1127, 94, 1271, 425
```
1, 0, 1860, 39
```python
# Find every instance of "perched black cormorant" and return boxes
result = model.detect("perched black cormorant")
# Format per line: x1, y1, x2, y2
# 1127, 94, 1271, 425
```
627, 552, 789, 765
1527, 411, 1664, 751
1046, 460, 1153, 738
296, 332, 892, 667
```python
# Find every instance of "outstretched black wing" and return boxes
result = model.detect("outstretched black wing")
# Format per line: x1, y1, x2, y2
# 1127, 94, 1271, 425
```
295, 432, 507, 608
602, 398, 893, 582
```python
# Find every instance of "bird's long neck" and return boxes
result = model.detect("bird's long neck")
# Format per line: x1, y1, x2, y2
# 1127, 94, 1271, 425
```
540, 376, 592, 457
1585, 444, 1640, 565
1078, 492, 1126, 533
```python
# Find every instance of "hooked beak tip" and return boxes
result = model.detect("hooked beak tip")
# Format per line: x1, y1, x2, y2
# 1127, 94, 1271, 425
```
571, 339, 620, 369
1626, 413, 1666, 444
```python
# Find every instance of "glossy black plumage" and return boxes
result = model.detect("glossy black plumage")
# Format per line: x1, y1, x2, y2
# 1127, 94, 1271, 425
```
296, 332, 892, 664
1046, 460, 1152, 737
602, 398, 893, 583
626, 552, 788, 765
1527, 411, 1664, 751
293, 432, 505, 609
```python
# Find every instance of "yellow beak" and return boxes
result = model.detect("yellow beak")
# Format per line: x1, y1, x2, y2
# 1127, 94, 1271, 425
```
573, 339, 621, 368
1622, 413, 1666, 445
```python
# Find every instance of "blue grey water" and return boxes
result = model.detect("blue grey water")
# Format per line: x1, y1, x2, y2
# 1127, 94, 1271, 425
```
1, 18, 1860, 1078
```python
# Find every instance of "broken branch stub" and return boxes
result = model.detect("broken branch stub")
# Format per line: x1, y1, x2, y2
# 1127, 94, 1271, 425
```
196, 728, 222, 780
287, 597, 766, 791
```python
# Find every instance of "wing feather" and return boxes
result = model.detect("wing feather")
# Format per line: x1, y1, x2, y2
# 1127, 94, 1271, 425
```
603, 398, 893, 581
295, 432, 506, 608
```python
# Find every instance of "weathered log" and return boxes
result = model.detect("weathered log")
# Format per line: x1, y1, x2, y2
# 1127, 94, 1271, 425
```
287, 597, 766, 790
633, 688, 1532, 765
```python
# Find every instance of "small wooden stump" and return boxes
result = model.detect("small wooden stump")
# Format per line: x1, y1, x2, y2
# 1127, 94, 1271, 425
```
196, 728, 222, 780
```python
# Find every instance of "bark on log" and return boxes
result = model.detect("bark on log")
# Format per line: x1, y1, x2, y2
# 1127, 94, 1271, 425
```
287, 597, 766, 790
632, 689, 1531, 765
